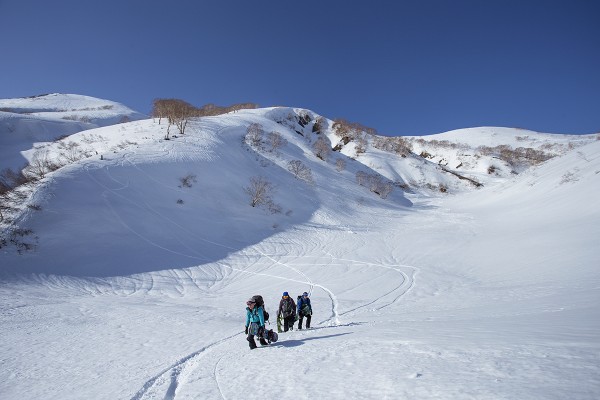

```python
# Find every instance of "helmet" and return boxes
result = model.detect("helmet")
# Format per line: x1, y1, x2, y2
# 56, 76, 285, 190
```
302, 292, 309, 297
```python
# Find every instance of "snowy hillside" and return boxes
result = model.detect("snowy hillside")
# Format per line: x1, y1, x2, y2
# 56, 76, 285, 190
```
0, 93, 147, 172
1, 97, 599, 399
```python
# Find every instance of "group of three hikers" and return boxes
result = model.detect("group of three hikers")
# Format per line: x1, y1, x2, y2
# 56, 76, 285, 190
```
244, 291, 313, 350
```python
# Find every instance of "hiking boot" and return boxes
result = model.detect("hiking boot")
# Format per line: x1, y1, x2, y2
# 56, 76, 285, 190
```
259, 338, 269, 346
247, 337, 257, 350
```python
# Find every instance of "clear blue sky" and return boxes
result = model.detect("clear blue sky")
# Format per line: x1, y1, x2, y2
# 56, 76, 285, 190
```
1, 0, 598, 136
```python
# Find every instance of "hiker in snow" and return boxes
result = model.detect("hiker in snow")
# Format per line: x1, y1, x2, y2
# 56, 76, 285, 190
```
297, 291, 313, 330
278, 291, 296, 332
245, 297, 269, 349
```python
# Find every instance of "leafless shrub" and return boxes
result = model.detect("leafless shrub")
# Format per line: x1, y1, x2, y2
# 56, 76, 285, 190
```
0, 227, 38, 254
266, 199, 282, 214
0, 168, 28, 191
177, 199, 184, 205
356, 171, 393, 198
560, 171, 579, 184
372, 136, 413, 156
335, 158, 346, 172
81, 133, 106, 144
313, 136, 331, 161
333, 118, 377, 138
288, 160, 314, 184
366, 174, 394, 198
58, 141, 86, 163
179, 174, 197, 188
24, 150, 59, 180
477, 145, 553, 167
244, 176, 276, 207
487, 165, 497, 175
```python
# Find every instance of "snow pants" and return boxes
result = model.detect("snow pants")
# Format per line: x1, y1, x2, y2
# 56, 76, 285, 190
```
282, 315, 295, 332
298, 312, 311, 329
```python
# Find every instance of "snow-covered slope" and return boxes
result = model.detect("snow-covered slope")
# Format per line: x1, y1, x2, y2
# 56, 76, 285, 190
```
0, 93, 147, 171
1, 101, 599, 399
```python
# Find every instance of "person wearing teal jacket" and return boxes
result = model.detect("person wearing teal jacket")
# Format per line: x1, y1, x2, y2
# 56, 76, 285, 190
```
245, 298, 268, 349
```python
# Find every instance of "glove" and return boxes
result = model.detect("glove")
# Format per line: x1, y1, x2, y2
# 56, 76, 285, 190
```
258, 326, 265, 336
244, 326, 248, 334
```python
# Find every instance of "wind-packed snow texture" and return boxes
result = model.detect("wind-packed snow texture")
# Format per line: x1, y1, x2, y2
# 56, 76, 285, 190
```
1, 95, 599, 399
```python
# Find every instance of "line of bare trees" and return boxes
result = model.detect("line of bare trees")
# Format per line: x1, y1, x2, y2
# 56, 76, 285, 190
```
151, 99, 259, 139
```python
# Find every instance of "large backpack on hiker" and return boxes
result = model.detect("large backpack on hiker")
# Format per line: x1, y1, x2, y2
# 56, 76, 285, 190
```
280, 297, 295, 318
297, 295, 311, 316
250, 294, 269, 321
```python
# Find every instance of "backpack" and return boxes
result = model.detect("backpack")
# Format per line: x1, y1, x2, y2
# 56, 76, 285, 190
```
298, 295, 310, 315
251, 295, 269, 322
250, 295, 264, 308
281, 297, 294, 317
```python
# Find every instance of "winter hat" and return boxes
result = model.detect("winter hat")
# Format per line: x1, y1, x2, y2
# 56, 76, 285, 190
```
283, 291, 289, 296
302, 292, 309, 296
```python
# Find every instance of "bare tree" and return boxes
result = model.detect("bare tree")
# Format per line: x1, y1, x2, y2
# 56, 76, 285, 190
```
246, 123, 264, 148
151, 98, 168, 124
0, 169, 29, 223
244, 176, 275, 207
268, 131, 287, 152
24, 150, 57, 180
313, 136, 331, 161
355, 133, 368, 155
152, 98, 197, 138
335, 158, 346, 172
356, 171, 368, 186
287, 160, 314, 184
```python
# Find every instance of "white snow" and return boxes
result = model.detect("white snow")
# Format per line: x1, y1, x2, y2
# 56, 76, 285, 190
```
1, 96, 599, 399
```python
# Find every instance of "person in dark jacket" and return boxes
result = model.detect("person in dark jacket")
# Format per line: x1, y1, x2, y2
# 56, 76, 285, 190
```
277, 291, 296, 332
245, 298, 268, 349
297, 291, 313, 329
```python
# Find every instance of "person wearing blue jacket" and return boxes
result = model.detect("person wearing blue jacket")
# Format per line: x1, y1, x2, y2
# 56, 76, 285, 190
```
297, 291, 313, 330
245, 298, 268, 349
